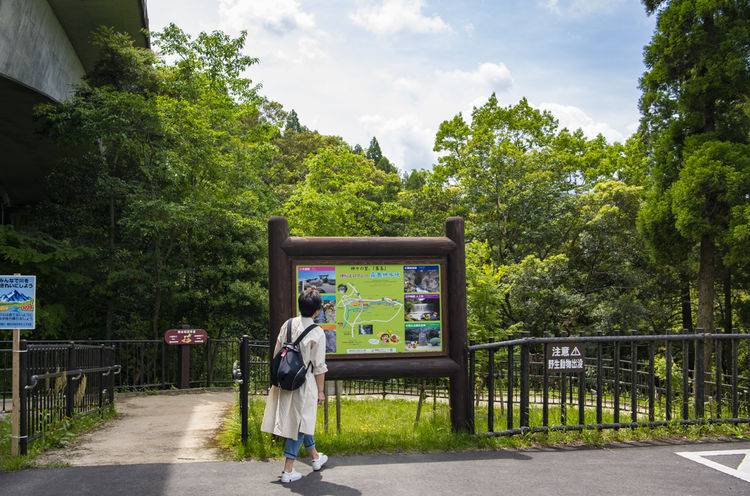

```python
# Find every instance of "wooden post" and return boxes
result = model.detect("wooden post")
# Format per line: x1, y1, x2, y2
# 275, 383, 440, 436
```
179, 345, 190, 389
446, 217, 470, 432
10, 328, 20, 456
268, 217, 292, 379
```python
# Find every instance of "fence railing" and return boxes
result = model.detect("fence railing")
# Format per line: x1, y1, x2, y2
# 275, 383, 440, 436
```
14, 340, 120, 455
468, 331, 750, 436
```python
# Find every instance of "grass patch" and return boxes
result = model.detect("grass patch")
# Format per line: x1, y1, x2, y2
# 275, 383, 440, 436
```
0, 407, 117, 471
217, 395, 750, 460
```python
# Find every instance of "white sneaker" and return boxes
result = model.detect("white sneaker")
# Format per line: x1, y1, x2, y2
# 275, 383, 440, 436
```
281, 470, 302, 483
312, 453, 328, 471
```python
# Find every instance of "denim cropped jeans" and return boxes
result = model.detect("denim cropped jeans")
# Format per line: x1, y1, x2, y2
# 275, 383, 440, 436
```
283, 432, 315, 460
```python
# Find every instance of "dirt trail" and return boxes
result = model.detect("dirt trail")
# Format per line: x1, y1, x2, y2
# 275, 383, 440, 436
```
38, 391, 234, 466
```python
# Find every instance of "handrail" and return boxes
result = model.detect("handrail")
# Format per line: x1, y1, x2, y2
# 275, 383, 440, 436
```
468, 332, 750, 351
25, 364, 121, 391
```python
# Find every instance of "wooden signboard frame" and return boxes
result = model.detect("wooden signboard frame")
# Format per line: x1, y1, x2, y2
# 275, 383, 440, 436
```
268, 216, 470, 431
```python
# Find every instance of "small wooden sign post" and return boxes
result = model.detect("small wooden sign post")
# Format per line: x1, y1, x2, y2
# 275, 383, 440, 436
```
2, 274, 36, 457
164, 326, 208, 388
11, 326, 20, 456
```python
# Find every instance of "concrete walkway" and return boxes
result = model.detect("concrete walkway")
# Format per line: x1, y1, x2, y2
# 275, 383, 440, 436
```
5, 441, 750, 495
38, 391, 234, 466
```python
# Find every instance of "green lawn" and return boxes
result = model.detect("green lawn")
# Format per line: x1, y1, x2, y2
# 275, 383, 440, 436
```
216, 395, 750, 460
0, 408, 116, 471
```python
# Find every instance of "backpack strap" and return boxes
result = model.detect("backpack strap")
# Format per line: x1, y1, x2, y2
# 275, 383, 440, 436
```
284, 318, 294, 344
292, 324, 319, 347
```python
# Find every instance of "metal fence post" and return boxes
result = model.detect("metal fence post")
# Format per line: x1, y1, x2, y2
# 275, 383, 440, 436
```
488, 348, 495, 433
520, 340, 530, 429
715, 339, 722, 418
65, 342, 75, 418
108, 347, 115, 406
542, 341, 549, 427
596, 333, 603, 428
98, 345, 104, 410
468, 347, 475, 435
665, 339, 672, 422
240, 335, 249, 446
682, 329, 690, 420
506, 345, 514, 430
613, 331, 620, 429
161, 342, 167, 388
648, 340, 655, 422
695, 334, 705, 419
18, 339, 28, 456
630, 337, 637, 426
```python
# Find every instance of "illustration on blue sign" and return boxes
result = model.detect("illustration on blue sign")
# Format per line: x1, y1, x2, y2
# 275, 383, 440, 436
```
0, 275, 36, 330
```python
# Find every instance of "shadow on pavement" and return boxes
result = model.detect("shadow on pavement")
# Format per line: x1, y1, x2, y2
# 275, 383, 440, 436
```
310, 449, 532, 467
274, 471, 362, 496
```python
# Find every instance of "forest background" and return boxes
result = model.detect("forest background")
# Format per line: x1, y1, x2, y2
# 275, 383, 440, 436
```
1, 0, 749, 346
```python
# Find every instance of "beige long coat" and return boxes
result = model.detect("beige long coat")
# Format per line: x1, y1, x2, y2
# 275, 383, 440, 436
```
261, 316, 328, 440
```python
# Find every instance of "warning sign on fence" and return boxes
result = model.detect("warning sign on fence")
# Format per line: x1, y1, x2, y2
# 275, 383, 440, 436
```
545, 342, 585, 372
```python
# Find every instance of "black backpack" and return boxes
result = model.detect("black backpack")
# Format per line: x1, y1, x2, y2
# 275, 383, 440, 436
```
271, 319, 318, 391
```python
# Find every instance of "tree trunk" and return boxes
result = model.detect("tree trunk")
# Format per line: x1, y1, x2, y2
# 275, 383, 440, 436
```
106, 194, 116, 339
723, 269, 731, 333
105, 300, 114, 340
680, 272, 693, 332
696, 234, 715, 388
152, 239, 162, 339
696, 234, 715, 334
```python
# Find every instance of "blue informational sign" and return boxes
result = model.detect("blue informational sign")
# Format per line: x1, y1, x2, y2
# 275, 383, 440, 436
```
0, 275, 36, 330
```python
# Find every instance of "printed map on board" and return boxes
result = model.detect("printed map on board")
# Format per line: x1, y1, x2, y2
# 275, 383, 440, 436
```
296, 264, 443, 356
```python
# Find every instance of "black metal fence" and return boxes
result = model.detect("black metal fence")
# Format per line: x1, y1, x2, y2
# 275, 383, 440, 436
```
468, 331, 750, 436
15, 340, 120, 455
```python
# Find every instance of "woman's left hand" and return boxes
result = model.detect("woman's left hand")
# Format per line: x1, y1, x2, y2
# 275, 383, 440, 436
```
317, 391, 325, 404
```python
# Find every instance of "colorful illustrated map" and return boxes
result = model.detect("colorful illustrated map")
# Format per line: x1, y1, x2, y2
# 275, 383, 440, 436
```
296, 264, 443, 356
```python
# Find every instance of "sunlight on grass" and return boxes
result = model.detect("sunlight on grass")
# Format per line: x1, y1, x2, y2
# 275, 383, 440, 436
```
216, 395, 750, 460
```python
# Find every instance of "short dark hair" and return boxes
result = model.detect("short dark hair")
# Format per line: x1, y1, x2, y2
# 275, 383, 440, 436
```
298, 289, 322, 317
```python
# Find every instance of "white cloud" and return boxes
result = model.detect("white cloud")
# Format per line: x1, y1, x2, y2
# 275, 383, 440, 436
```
438, 63, 513, 94
218, 0, 315, 34
542, 0, 625, 17
350, 0, 451, 35
538, 102, 625, 142
297, 37, 328, 61
360, 114, 436, 169
351, 62, 513, 169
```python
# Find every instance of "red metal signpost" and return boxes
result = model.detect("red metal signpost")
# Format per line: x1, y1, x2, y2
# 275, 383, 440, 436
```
164, 327, 208, 388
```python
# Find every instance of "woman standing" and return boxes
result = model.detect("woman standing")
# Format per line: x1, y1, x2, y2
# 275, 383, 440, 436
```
262, 289, 329, 483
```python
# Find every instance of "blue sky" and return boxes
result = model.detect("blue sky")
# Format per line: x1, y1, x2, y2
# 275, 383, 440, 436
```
148, 0, 656, 170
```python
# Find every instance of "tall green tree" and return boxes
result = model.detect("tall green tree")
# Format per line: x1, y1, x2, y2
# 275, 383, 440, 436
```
32, 26, 276, 339
639, 0, 750, 334
284, 145, 409, 236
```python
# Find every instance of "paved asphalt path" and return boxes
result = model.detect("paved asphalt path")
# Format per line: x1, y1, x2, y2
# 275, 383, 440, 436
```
3, 440, 750, 496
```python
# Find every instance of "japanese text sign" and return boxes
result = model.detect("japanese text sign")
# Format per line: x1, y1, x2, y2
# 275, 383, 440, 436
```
0, 275, 36, 330
164, 328, 208, 345
545, 342, 585, 372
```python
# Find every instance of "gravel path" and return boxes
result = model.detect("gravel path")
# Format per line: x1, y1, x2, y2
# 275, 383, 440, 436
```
37, 391, 235, 466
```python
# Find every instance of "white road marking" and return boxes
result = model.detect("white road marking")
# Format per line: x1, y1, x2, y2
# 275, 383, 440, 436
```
675, 449, 750, 483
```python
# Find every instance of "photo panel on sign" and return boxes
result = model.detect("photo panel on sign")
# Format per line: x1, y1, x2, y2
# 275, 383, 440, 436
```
298, 266, 336, 294
403, 265, 440, 294
404, 293, 440, 322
